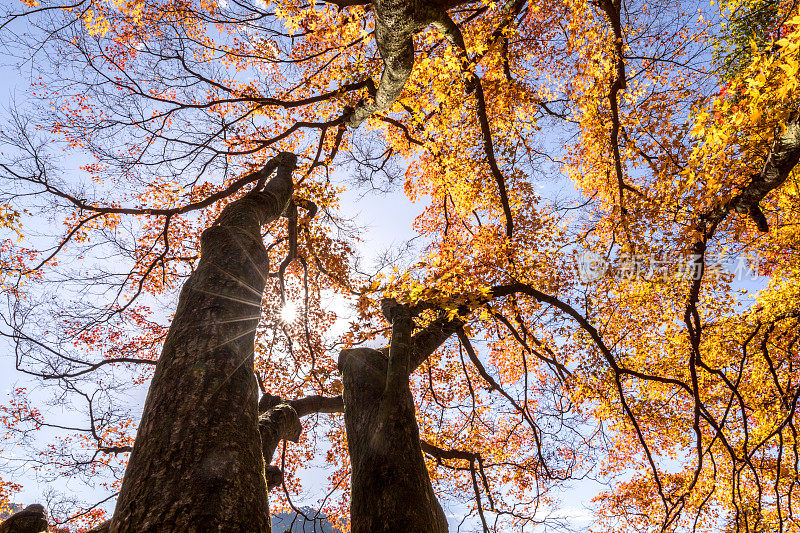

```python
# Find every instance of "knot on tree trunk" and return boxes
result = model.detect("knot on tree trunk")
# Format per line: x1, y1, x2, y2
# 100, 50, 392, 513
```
256, 392, 345, 491
0, 504, 48, 533
259, 402, 302, 464
265, 465, 284, 491
257, 392, 284, 413
259, 402, 302, 493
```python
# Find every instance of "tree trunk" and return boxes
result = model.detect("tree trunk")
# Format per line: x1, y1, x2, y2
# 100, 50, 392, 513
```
0, 504, 48, 533
339, 347, 448, 533
337, 302, 459, 533
109, 153, 296, 533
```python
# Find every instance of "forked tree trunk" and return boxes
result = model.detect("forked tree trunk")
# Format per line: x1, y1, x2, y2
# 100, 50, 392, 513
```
109, 154, 296, 533
339, 346, 448, 533
338, 302, 460, 533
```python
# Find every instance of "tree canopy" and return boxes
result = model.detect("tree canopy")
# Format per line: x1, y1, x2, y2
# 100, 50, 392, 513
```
0, 0, 799, 529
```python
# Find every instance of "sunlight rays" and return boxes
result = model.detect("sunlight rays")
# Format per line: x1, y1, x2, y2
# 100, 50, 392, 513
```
279, 301, 298, 324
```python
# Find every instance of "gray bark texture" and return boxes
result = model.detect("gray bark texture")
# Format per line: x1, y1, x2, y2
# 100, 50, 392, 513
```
337, 302, 461, 533
0, 505, 48, 533
108, 153, 296, 533
347, 0, 469, 128
729, 114, 800, 232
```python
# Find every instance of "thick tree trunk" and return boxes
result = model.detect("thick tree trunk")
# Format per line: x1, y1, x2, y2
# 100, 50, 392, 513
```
339, 347, 448, 533
337, 303, 460, 533
0, 504, 48, 533
109, 153, 296, 533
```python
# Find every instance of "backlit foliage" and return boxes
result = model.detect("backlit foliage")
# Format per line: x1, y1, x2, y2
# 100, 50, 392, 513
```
0, 0, 798, 530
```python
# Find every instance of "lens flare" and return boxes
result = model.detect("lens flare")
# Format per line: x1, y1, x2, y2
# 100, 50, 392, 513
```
280, 301, 298, 323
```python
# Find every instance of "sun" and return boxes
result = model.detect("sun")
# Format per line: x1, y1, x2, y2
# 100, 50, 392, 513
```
279, 301, 299, 323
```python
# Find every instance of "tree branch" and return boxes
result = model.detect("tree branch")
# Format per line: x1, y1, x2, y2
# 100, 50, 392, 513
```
381, 298, 413, 405
722, 114, 800, 232
258, 393, 344, 417
375, 314, 464, 374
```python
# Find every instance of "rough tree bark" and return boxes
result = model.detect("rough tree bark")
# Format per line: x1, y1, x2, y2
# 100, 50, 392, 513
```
727, 113, 800, 232
108, 153, 297, 533
0, 505, 48, 533
345, 0, 471, 127
338, 300, 461, 533
257, 393, 344, 490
